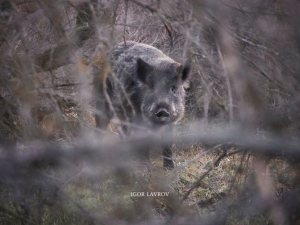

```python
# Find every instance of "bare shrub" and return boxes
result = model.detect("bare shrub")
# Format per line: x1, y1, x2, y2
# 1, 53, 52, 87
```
0, 0, 300, 224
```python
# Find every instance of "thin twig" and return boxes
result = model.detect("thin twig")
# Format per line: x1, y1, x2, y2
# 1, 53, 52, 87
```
180, 149, 227, 203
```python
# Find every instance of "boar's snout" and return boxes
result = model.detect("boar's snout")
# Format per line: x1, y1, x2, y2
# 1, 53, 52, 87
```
155, 108, 170, 123
153, 102, 171, 124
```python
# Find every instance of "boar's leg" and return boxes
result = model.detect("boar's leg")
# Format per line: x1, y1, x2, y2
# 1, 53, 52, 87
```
115, 100, 136, 138
162, 125, 174, 169
163, 145, 174, 169
95, 80, 113, 131
95, 100, 113, 130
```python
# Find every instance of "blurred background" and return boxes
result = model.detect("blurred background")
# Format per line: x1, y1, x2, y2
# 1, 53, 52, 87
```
1, 0, 300, 224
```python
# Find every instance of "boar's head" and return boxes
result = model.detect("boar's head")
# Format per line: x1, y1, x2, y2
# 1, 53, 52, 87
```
136, 58, 191, 127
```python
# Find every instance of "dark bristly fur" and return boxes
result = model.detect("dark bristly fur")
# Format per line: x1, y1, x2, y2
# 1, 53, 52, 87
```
96, 41, 191, 168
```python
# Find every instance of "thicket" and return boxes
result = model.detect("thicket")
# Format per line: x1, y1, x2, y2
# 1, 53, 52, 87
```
1, 0, 300, 224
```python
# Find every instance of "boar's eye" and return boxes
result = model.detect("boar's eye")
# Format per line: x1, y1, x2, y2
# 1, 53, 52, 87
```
171, 86, 177, 94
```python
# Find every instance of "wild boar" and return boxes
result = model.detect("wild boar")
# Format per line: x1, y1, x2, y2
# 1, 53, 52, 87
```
95, 41, 191, 168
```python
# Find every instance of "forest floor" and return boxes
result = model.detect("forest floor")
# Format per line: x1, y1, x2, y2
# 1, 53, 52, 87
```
57, 138, 293, 225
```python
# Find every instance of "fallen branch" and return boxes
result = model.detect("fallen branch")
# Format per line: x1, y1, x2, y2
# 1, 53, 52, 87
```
180, 149, 227, 203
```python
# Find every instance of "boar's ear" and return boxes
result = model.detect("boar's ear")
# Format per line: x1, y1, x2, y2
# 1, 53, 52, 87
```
181, 58, 191, 83
136, 58, 154, 84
